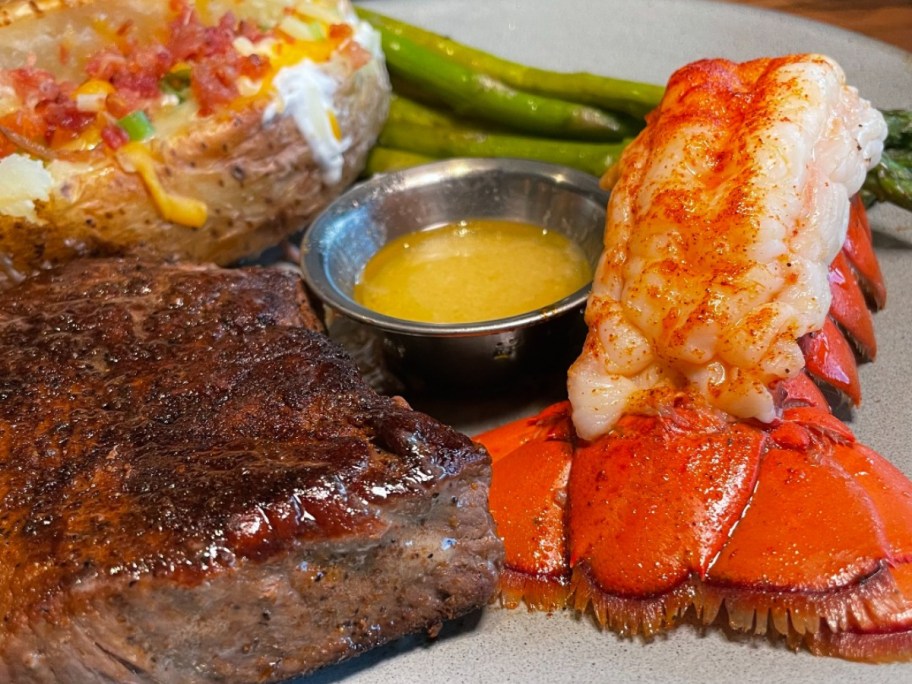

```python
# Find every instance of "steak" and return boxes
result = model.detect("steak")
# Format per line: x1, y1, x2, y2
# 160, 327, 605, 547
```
0, 258, 503, 683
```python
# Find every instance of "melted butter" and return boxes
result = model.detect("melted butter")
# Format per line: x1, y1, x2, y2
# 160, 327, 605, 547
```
354, 219, 592, 324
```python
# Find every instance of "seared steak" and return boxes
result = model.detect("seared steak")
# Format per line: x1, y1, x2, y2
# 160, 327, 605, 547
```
0, 258, 503, 683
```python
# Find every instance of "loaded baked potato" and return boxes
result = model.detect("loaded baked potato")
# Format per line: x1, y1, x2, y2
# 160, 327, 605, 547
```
0, 0, 389, 287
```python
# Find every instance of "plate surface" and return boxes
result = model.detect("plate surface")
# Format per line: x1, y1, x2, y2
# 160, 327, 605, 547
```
307, 1, 912, 681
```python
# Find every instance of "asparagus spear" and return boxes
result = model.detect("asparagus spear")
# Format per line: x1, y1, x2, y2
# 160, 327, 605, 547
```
882, 148, 912, 167
862, 109, 912, 210
364, 147, 436, 176
386, 95, 466, 129
863, 151, 912, 211
376, 28, 640, 141
378, 123, 627, 177
357, 7, 664, 119
883, 109, 912, 149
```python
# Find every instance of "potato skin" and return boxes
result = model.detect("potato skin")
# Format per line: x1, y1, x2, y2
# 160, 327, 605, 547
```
0, 0, 390, 287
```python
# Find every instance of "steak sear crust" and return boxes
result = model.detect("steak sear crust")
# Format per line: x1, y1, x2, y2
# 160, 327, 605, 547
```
0, 258, 503, 683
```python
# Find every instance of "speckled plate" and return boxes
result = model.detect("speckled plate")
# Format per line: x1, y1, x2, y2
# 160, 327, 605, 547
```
303, 1, 912, 682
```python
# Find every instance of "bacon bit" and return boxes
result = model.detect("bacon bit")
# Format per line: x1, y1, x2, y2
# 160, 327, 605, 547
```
86, 43, 174, 100
0, 112, 46, 157
338, 36, 372, 72
166, 7, 273, 114
105, 90, 147, 119
44, 102, 96, 147
327, 23, 367, 67
237, 19, 268, 43
168, 8, 239, 61
327, 24, 353, 42
241, 53, 269, 81
191, 61, 241, 116
100, 123, 130, 151
116, 19, 135, 38
8, 67, 61, 108
2, 68, 96, 152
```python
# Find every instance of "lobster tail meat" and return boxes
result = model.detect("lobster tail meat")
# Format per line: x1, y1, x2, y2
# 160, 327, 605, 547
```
476, 53, 912, 661
568, 55, 886, 439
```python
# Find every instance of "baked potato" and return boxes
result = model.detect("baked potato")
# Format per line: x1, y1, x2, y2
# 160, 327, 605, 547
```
0, 0, 390, 287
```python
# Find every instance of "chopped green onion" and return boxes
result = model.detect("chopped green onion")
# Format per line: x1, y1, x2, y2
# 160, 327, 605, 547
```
118, 111, 155, 142
160, 69, 191, 101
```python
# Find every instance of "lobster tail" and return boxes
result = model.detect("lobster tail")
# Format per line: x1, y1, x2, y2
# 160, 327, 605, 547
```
706, 406, 912, 660
485, 402, 575, 612
797, 198, 881, 407
476, 390, 912, 660
798, 317, 862, 405
842, 194, 887, 311
475, 55, 909, 664
827, 250, 877, 361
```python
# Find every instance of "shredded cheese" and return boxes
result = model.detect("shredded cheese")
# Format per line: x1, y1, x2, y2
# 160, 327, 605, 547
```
328, 110, 341, 140
116, 142, 208, 228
